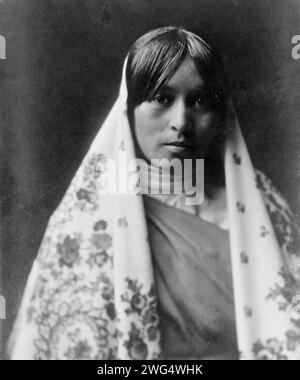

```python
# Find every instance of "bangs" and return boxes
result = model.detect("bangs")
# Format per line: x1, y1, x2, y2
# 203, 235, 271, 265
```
126, 27, 188, 107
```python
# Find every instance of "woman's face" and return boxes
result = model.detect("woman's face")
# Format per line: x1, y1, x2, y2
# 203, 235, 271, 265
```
133, 55, 223, 164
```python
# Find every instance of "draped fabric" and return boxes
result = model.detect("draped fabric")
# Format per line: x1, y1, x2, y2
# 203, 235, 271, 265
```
144, 195, 238, 360
8, 57, 300, 360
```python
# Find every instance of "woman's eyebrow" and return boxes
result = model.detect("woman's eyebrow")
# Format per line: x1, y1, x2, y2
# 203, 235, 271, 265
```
189, 86, 206, 94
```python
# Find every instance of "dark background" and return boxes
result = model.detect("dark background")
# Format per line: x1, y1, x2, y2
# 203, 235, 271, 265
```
0, 0, 300, 357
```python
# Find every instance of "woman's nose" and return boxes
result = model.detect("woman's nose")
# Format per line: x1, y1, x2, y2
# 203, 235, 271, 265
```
169, 100, 191, 132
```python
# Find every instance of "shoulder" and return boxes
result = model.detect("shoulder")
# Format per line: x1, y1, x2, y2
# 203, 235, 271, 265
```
255, 169, 300, 256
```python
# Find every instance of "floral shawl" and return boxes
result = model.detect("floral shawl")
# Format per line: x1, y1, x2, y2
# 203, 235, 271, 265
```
8, 57, 300, 360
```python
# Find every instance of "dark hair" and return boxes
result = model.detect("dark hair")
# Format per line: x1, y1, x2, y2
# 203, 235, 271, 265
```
126, 26, 229, 125
126, 26, 230, 193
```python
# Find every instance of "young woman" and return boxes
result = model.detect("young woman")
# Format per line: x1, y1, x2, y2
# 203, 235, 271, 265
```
9, 26, 300, 360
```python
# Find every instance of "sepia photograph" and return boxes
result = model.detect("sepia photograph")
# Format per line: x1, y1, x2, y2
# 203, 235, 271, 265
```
0, 0, 300, 361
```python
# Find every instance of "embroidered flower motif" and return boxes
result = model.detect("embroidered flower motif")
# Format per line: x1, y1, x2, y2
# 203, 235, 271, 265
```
130, 293, 147, 313
105, 302, 116, 320
40, 325, 51, 339
93, 220, 108, 231
120, 280, 160, 358
233, 153, 241, 165
76, 188, 91, 202
285, 329, 300, 351
57, 235, 80, 268
30, 278, 114, 360
126, 278, 142, 293
256, 172, 266, 192
143, 307, 159, 325
67, 339, 93, 360
266, 267, 296, 310
244, 305, 253, 317
87, 153, 106, 166
94, 250, 109, 267
91, 233, 112, 250
237, 201, 245, 213
240, 251, 249, 264
35, 339, 48, 352
147, 325, 158, 341
260, 226, 269, 237
102, 283, 114, 302
83, 165, 93, 176
124, 323, 148, 360
36, 352, 48, 360
267, 339, 282, 354
94, 158, 108, 175
118, 217, 128, 228
252, 338, 287, 360
256, 169, 299, 252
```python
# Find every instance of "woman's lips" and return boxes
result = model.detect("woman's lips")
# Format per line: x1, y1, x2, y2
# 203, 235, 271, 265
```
164, 141, 193, 152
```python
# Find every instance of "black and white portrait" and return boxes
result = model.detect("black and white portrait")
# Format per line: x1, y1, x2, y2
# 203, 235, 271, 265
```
0, 0, 300, 361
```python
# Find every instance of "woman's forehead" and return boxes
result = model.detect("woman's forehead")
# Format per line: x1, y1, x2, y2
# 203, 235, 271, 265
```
162, 55, 205, 93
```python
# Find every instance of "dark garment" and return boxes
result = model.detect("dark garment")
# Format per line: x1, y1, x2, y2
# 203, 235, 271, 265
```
144, 195, 239, 360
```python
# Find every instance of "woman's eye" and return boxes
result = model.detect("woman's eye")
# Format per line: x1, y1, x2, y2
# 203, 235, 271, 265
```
153, 94, 172, 106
